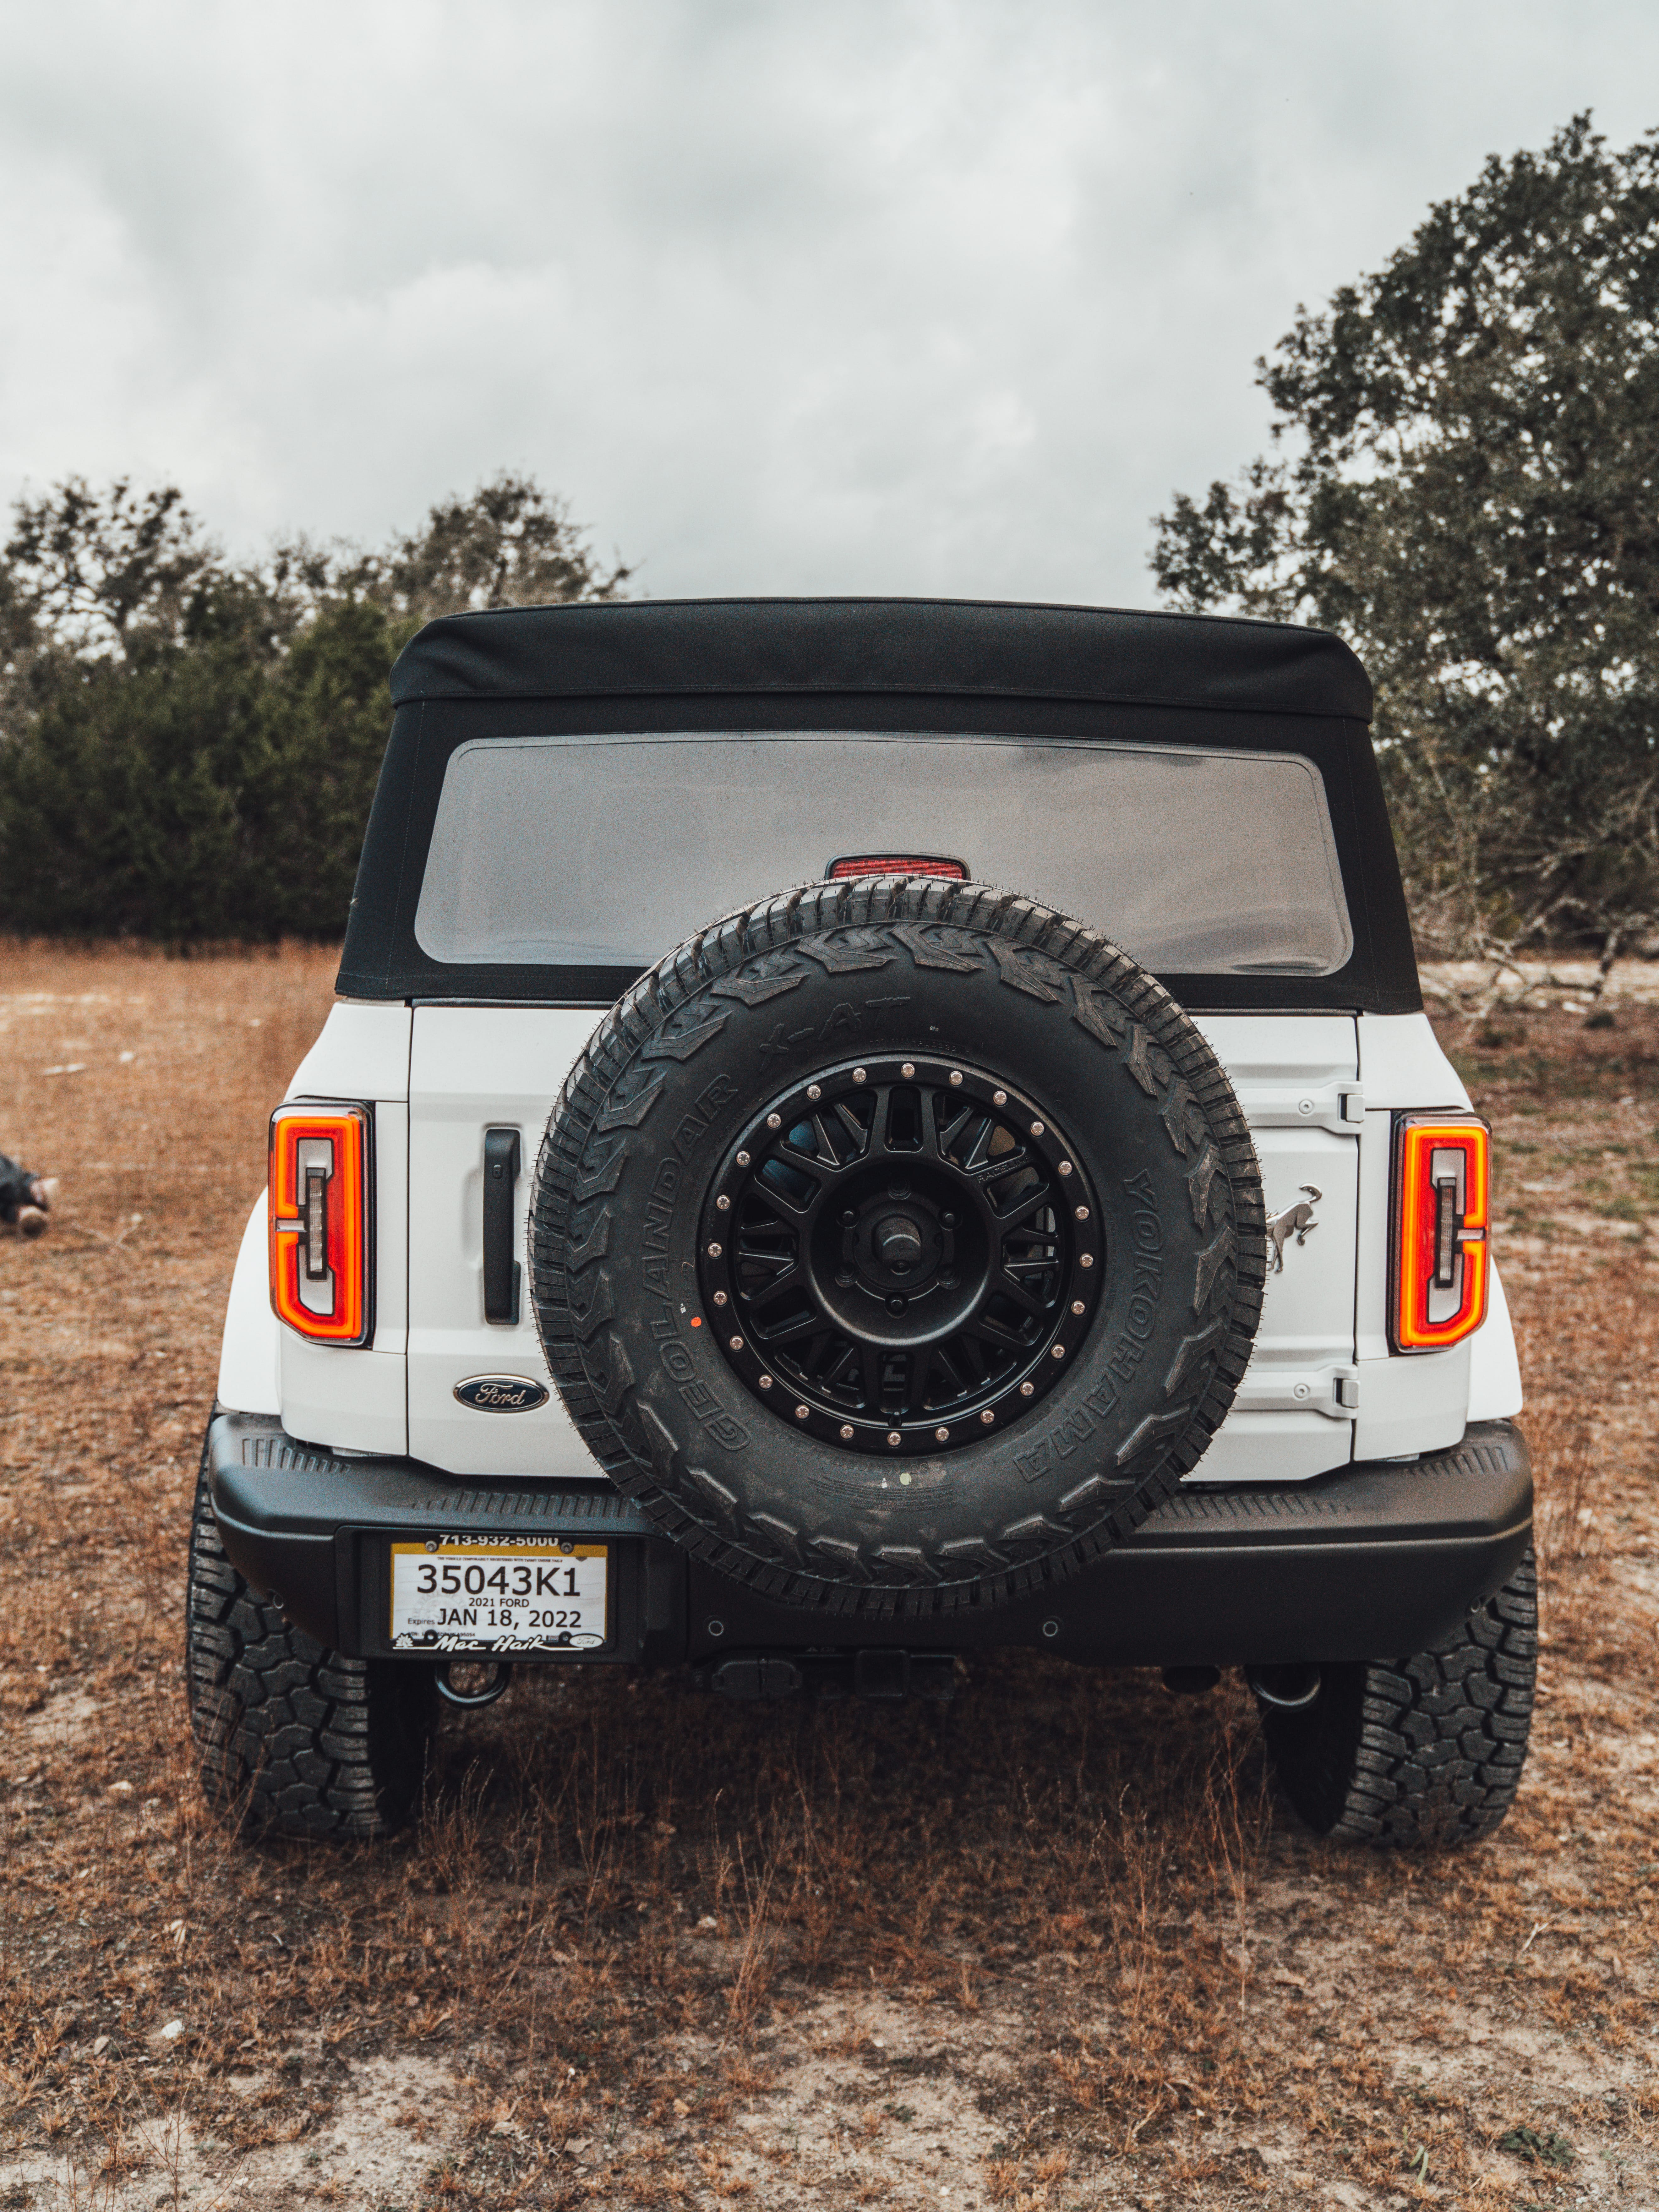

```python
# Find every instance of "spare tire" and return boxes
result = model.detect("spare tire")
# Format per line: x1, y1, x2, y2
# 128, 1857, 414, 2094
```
531, 877, 1264, 1618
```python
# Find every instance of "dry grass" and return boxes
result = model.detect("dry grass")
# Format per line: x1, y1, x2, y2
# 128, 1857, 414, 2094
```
2, 942, 1657, 2209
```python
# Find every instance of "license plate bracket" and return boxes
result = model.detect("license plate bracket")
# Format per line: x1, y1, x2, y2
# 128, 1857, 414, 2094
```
390, 1538, 608, 1654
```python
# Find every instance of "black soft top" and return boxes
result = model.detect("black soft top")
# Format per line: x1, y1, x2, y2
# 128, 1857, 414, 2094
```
342, 597, 1416, 1014
389, 597, 1373, 722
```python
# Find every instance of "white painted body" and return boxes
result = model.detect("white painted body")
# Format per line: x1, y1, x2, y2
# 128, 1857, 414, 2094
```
218, 1000, 1522, 1478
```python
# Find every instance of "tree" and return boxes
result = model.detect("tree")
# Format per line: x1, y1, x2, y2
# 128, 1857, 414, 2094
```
0, 472, 630, 939
331, 470, 631, 632
1151, 116, 1659, 968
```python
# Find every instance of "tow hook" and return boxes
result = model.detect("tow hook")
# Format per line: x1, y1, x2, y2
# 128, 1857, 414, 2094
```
1247, 1663, 1323, 1711
436, 1658, 514, 1709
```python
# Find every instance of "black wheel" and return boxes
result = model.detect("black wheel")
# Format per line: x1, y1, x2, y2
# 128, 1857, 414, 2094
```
1256, 1550, 1538, 1846
186, 1419, 435, 1839
532, 875, 1265, 1617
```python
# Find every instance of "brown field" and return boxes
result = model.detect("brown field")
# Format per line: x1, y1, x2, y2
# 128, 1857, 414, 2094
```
2, 942, 1656, 2212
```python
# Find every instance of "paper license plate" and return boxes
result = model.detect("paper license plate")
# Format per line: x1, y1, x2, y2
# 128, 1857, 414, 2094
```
390, 1539, 608, 1654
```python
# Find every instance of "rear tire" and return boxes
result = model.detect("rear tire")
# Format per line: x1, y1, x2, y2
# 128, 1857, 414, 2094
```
186, 1420, 435, 1839
1256, 1550, 1538, 1846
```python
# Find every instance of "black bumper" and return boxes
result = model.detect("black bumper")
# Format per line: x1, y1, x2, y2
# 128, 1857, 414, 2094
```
207, 1412, 1532, 1669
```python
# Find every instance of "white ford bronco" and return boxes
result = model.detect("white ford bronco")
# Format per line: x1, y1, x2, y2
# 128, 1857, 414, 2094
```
188, 598, 1534, 1846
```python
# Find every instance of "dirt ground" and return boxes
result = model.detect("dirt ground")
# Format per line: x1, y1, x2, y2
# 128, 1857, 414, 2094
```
1, 942, 1656, 2212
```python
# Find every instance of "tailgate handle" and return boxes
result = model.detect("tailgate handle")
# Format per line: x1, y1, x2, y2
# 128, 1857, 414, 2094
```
483, 1127, 522, 1326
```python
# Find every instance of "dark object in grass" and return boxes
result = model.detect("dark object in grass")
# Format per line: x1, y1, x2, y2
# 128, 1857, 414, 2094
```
1255, 1550, 1536, 1845
1583, 1007, 1617, 1030
0, 1149, 55, 1237
1498, 2124, 1575, 2168
1474, 1023, 1520, 1049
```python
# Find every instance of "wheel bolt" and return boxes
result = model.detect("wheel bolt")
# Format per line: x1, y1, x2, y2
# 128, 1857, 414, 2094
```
992, 1089, 1007, 1105
1058, 1162, 1072, 1177
841, 1208, 857, 1226
940, 1210, 956, 1228
887, 1431, 901, 1446
1030, 1120, 1045, 1136
795, 1404, 810, 1420
901, 1062, 916, 1078
1020, 1381, 1034, 1396
716, 1194, 731, 1211
759, 1374, 773, 1390
1079, 1252, 1094, 1269
840, 1424, 855, 1440
1051, 1344, 1065, 1359
980, 1409, 994, 1425
729, 1335, 744, 1350
935, 1426, 949, 1443
713, 1289, 728, 1305
707, 1242, 722, 1258
949, 1071, 963, 1087
735, 1150, 751, 1167
767, 1113, 782, 1129
1071, 1299, 1085, 1315
887, 1295, 907, 1315
836, 1269, 855, 1287
808, 1084, 822, 1100
1075, 1205, 1089, 1221
853, 1068, 868, 1084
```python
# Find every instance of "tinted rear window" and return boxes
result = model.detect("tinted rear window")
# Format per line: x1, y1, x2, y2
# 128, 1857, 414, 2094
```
412, 734, 1353, 977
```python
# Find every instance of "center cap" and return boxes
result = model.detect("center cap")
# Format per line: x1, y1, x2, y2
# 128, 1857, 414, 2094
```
873, 1213, 924, 1273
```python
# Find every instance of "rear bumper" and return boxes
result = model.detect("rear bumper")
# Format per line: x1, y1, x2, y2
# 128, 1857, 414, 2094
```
207, 1412, 1532, 1668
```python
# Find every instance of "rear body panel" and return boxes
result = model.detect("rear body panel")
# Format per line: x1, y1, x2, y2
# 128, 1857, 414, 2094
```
257, 1001, 1507, 1488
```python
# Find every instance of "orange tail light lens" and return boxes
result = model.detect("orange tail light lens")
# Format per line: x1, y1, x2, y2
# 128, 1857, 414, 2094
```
1391, 1114, 1490, 1352
269, 1103, 373, 1345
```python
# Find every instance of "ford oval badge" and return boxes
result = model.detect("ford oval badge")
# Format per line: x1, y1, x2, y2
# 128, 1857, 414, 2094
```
453, 1374, 550, 1414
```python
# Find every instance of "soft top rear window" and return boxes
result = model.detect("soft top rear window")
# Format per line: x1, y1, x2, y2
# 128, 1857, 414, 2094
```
412, 733, 1353, 978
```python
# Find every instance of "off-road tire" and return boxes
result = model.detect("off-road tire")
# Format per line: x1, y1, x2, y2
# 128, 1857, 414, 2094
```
186, 1422, 435, 1839
531, 875, 1266, 1619
1257, 1550, 1538, 1846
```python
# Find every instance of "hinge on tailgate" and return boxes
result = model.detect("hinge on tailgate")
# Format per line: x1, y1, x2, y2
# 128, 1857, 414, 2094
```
1235, 1360, 1360, 1421
1239, 1082, 1365, 1134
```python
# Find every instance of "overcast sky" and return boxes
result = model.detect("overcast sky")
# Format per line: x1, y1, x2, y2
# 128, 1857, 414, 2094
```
1, 2, 1655, 607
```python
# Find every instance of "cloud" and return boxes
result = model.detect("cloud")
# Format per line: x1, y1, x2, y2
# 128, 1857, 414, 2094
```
1, 0, 1655, 604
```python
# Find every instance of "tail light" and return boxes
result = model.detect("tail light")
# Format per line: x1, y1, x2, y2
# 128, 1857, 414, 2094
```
1390, 1114, 1490, 1352
270, 1103, 373, 1345
826, 854, 969, 880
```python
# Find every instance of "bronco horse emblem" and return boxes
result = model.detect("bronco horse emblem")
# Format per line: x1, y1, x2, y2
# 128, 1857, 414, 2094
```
1266, 1185, 1321, 1273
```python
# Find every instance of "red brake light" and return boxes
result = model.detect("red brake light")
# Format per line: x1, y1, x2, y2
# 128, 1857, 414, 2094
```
826, 854, 969, 881
1391, 1114, 1490, 1352
270, 1103, 373, 1345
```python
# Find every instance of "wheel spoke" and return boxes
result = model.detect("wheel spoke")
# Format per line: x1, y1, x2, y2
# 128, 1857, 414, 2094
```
821, 1338, 861, 1392
994, 1270, 1048, 1317
756, 1158, 823, 1218
760, 1307, 831, 1346
908, 1343, 934, 1412
936, 1103, 976, 1156
867, 1084, 896, 1157
966, 1143, 1030, 1187
967, 1311, 1028, 1353
993, 1180, 1054, 1226
859, 1342, 884, 1416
